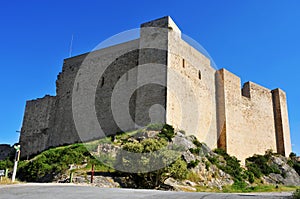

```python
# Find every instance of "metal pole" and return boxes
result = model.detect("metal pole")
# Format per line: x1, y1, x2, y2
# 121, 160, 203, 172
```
12, 161, 18, 182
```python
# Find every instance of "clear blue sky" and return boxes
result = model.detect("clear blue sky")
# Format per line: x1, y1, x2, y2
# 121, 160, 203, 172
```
0, 0, 299, 155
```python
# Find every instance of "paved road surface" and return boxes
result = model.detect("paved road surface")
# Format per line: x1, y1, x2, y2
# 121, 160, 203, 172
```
0, 183, 293, 199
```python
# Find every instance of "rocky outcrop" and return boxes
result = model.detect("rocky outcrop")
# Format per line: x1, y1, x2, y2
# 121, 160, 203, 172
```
263, 156, 300, 186
28, 128, 299, 190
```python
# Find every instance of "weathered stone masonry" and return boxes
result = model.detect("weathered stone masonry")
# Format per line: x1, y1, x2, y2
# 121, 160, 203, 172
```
20, 16, 292, 162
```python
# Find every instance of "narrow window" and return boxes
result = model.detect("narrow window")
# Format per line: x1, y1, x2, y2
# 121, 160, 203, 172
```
198, 70, 202, 80
101, 77, 105, 87
182, 58, 185, 68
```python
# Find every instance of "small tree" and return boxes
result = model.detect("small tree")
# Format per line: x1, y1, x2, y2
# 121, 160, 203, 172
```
114, 137, 186, 188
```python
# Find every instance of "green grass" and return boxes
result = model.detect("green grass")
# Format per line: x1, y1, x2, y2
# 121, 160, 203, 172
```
222, 185, 299, 193
194, 185, 299, 193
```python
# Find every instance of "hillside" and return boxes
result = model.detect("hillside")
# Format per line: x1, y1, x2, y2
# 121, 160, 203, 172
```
1, 124, 300, 192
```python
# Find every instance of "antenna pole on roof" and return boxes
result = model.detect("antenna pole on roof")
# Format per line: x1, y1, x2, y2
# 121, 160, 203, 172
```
69, 34, 74, 57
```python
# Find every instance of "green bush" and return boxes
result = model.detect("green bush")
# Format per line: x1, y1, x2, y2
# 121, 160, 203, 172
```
207, 155, 219, 164
0, 158, 13, 170
157, 124, 175, 142
189, 148, 201, 155
168, 159, 188, 180
114, 127, 189, 189
246, 162, 263, 178
17, 144, 105, 182
293, 188, 300, 199
193, 140, 202, 148
293, 162, 300, 176
246, 154, 281, 176
290, 152, 297, 159
212, 148, 243, 181
187, 159, 200, 169
205, 161, 211, 171
245, 170, 255, 183
232, 180, 247, 190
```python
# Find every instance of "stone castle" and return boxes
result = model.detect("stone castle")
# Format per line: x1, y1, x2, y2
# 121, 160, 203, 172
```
20, 16, 292, 161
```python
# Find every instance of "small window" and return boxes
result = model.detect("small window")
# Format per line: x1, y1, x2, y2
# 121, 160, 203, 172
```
198, 70, 202, 80
182, 59, 185, 68
101, 77, 105, 87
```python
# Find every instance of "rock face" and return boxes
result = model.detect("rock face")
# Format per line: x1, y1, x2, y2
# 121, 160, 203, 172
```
263, 156, 300, 186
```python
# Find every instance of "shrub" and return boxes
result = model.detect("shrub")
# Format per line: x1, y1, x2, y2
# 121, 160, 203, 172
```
205, 161, 211, 171
207, 155, 218, 165
114, 129, 189, 189
232, 180, 247, 190
157, 124, 175, 142
246, 154, 281, 176
287, 159, 294, 167
0, 158, 13, 170
293, 162, 300, 176
187, 159, 200, 169
17, 144, 102, 182
213, 149, 243, 181
245, 170, 255, 183
246, 162, 262, 178
189, 148, 201, 155
293, 188, 300, 199
168, 158, 188, 180
289, 152, 297, 159
193, 140, 202, 148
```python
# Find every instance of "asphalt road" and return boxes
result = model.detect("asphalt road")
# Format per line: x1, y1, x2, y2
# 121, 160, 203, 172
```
0, 183, 293, 199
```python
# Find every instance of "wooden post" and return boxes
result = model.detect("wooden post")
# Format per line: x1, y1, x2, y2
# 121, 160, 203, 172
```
91, 164, 94, 183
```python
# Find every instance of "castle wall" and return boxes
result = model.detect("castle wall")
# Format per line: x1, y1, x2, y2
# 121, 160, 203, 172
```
217, 69, 278, 161
20, 40, 141, 158
166, 17, 218, 149
52, 39, 141, 143
20, 95, 57, 157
